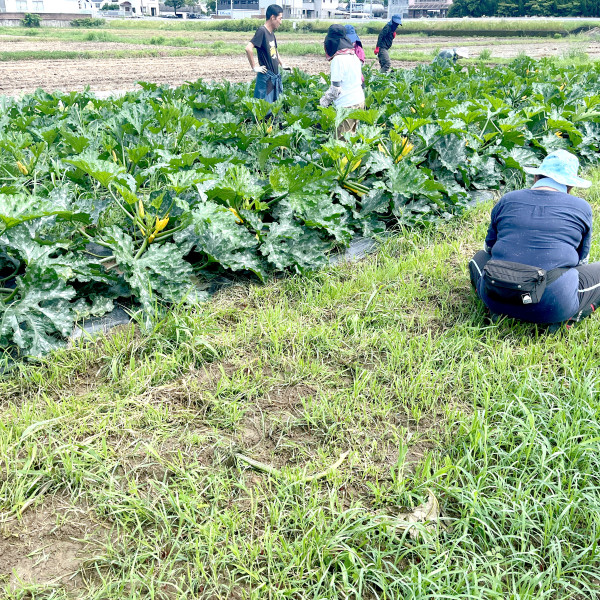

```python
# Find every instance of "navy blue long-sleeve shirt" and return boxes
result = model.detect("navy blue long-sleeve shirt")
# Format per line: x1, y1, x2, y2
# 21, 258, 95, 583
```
479, 189, 593, 323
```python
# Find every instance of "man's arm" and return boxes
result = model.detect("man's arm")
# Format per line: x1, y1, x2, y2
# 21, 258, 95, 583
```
484, 201, 501, 253
276, 44, 290, 71
245, 41, 266, 73
578, 208, 593, 264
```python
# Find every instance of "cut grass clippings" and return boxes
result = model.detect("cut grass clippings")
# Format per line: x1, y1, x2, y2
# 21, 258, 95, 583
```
2, 167, 600, 597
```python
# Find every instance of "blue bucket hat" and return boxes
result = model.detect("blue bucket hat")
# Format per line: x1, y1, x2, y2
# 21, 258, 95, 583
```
524, 150, 591, 189
344, 24, 360, 44
391, 14, 402, 25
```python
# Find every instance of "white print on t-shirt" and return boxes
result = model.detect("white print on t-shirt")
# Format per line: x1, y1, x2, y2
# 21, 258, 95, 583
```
269, 40, 277, 59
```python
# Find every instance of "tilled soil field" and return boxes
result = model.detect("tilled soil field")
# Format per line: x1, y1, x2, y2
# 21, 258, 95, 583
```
0, 54, 333, 96
0, 34, 598, 97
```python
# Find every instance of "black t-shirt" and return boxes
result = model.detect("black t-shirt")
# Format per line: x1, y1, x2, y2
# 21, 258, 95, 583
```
251, 25, 279, 74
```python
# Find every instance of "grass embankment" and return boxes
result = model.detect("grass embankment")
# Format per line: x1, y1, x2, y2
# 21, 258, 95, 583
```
0, 22, 595, 64
0, 47, 594, 67
103, 16, 600, 35
0, 36, 595, 66
0, 23, 595, 44
2, 169, 600, 598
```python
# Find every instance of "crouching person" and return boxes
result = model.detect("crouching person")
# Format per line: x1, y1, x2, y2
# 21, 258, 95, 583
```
434, 47, 469, 65
320, 24, 365, 138
469, 150, 600, 327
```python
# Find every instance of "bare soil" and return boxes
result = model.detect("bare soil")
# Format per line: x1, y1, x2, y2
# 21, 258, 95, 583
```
0, 54, 331, 96
0, 34, 597, 97
0, 496, 108, 591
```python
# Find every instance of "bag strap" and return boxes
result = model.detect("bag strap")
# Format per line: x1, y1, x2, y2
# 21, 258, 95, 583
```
546, 267, 570, 285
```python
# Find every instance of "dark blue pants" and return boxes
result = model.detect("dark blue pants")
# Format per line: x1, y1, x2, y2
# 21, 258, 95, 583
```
469, 250, 600, 323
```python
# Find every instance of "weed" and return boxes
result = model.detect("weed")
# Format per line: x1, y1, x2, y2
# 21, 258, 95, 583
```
2, 180, 600, 596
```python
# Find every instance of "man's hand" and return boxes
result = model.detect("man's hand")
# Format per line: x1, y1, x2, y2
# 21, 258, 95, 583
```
281, 64, 292, 72
253, 65, 267, 74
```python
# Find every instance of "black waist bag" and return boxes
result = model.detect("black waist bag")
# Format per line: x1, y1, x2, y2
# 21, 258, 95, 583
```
482, 259, 568, 305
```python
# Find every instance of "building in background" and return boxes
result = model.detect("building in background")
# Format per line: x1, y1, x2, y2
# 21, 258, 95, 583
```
80, 0, 159, 15
299, 0, 336, 19
387, 0, 408, 19
216, 0, 336, 18
119, 0, 160, 15
0, 0, 81, 11
407, 0, 452, 18
337, 2, 386, 17
215, 0, 259, 18
388, 0, 452, 19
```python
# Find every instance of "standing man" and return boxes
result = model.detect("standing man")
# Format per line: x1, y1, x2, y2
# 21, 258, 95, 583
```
245, 5, 288, 103
374, 14, 402, 73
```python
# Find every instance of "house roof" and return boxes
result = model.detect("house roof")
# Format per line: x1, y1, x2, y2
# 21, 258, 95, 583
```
409, 0, 452, 7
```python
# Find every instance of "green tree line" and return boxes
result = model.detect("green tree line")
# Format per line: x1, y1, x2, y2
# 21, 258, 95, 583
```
448, 0, 600, 17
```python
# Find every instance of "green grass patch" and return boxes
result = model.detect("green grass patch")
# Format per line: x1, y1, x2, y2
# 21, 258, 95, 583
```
105, 16, 600, 35
1, 41, 594, 65
2, 167, 600, 597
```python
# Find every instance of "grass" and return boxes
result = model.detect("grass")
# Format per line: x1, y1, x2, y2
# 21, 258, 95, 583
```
0, 48, 205, 61
0, 25, 597, 68
0, 40, 596, 67
99, 17, 600, 34
2, 167, 600, 598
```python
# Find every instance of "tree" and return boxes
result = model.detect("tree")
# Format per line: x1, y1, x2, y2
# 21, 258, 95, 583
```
21, 13, 42, 27
451, 0, 599, 16
448, 0, 498, 17
497, 0, 520, 15
164, 0, 196, 16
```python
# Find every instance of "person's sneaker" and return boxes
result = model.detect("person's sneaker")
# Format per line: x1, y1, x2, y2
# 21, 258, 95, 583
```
547, 322, 563, 334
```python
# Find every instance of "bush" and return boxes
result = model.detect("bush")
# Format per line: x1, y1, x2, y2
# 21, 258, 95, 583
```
21, 13, 42, 28
101, 3, 120, 9
70, 17, 105, 28
85, 31, 110, 41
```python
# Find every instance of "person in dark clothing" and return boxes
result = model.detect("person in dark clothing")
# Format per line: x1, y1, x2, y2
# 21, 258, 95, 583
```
374, 14, 402, 73
469, 150, 600, 327
245, 5, 289, 103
